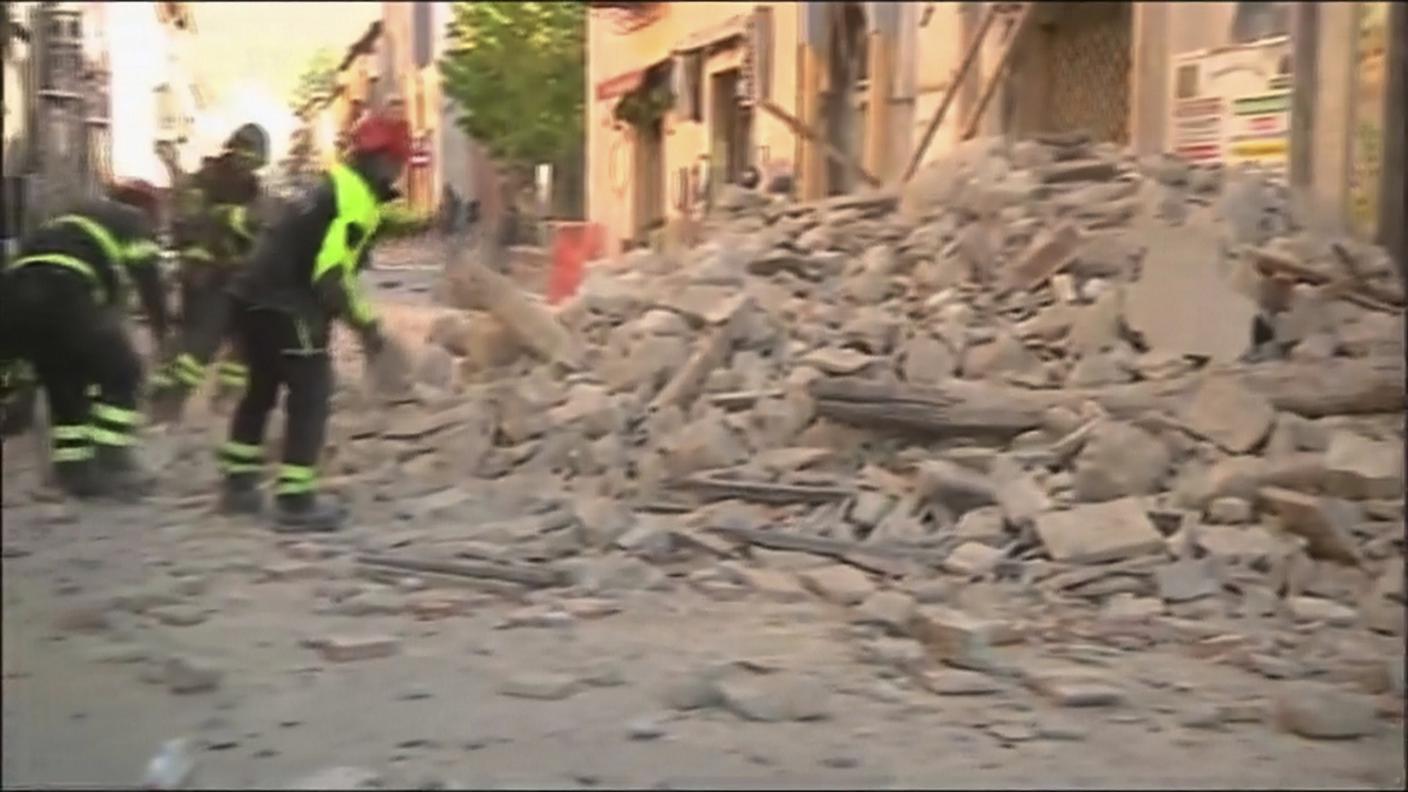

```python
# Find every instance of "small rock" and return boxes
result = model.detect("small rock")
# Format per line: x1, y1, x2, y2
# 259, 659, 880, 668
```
910, 607, 1017, 671
1026, 670, 1125, 707
1323, 432, 1404, 500
498, 673, 581, 701
943, 542, 1005, 577
1154, 558, 1221, 603
1206, 497, 1254, 525
718, 674, 831, 722
1287, 596, 1358, 626
1178, 378, 1275, 453
1178, 704, 1225, 730
919, 669, 1005, 696
626, 715, 667, 741
800, 565, 877, 606
1033, 498, 1165, 564
1258, 488, 1361, 565
1072, 422, 1171, 501
1275, 683, 1376, 739
312, 635, 401, 663
853, 590, 917, 634
164, 655, 224, 694
660, 670, 725, 711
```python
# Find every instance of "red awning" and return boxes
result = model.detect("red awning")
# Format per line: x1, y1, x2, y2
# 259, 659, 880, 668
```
595, 69, 645, 102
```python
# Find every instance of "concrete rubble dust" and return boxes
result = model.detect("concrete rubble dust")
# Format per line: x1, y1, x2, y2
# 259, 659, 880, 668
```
3, 134, 1404, 789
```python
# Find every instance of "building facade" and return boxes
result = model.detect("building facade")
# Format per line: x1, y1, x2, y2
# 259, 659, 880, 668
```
586, 1, 1401, 256
3, 1, 206, 246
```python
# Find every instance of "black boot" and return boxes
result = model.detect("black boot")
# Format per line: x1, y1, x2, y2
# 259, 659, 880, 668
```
94, 445, 155, 500
53, 459, 106, 499
219, 473, 264, 515
273, 491, 345, 533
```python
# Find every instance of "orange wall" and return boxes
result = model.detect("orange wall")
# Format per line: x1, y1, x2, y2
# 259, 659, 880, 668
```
587, 2, 800, 254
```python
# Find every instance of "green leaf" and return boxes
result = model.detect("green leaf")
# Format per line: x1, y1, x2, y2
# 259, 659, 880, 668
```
440, 1, 586, 172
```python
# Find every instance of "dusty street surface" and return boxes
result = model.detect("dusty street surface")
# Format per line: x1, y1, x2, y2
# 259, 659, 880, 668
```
5, 139, 1406, 790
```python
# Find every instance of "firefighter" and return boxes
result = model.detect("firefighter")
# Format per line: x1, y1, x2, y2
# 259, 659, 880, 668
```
217, 113, 410, 531
149, 123, 269, 422
0, 181, 170, 498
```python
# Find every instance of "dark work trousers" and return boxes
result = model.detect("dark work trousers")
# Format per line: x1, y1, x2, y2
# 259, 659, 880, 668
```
0, 267, 144, 463
220, 297, 332, 496
163, 265, 245, 392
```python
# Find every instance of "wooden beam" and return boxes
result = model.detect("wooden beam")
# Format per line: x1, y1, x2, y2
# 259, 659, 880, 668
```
901, 3, 999, 182
960, 3, 1035, 142
757, 98, 883, 188
1379, 0, 1406, 283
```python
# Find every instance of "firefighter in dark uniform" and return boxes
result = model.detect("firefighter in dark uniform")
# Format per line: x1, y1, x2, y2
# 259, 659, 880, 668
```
149, 123, 268, 421
218, 113, 410, 531
0, 181, 170, 498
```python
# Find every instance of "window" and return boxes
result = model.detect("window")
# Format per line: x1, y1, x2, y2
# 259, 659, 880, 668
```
1230, 2, 1290, 45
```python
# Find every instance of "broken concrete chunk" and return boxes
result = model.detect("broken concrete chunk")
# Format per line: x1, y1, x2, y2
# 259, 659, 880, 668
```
800, 565, 878, 606
1287, 596, 1358, 627
1178, 378, 1276, 454
853, 590, 918, 634
1026, 670, 1126, 708
1258, 487, 1361, 565
954, 506, 1008, 546
718, 674, 831, 722
1072, 422, 1171, 502
1033, 498, 1165, 564
900, 334, 957, 385
1275, 683, 1376, 739
498, 673, 581, 701
1205, 497, 1254, 525
799, 347, 878, 376
1323, 431, 1404, 500
1154, 558, 1221, 603
311, 635, 401, 663
915, 459, 997, 516
943, 542, 1006, 577
163, 655, 224, 694
910, 607, 1017, 671
1001, 222, 1081, 293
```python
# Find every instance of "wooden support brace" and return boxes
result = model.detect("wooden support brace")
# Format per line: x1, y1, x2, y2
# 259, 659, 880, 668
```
960, 3, 1035, 142
901, 3, 1000, 183
757, 98, 883, 189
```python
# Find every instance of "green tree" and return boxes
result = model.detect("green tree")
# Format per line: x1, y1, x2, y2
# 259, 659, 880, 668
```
439, 2, 586, 178
290, 47, 339, 110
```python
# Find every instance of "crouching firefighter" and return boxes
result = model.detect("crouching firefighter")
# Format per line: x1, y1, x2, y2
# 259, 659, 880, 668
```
218, 114, 410, 531
149, 123, 269, 422
0, 181, 169, 498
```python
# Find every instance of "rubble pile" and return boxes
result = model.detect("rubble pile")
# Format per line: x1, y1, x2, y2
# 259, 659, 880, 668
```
267, 134, 1408, 726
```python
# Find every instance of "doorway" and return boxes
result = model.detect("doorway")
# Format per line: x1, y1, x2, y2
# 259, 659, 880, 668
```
1010, 2, 1134, 144
709, 67, 752, 187
633, 116, 665, 240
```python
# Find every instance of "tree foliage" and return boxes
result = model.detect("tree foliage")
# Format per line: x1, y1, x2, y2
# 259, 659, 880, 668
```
440, 2, 586, 173
290, 47, 339, 110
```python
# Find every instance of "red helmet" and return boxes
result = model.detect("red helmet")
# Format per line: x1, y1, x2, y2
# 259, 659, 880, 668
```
109, 179, 160, 218
349, 114, 412, 165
